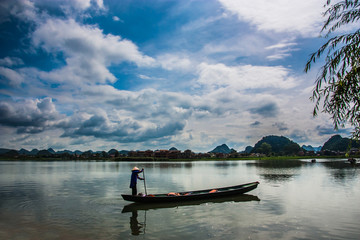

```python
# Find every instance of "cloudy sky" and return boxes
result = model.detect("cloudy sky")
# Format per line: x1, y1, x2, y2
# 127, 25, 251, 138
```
0, 0, 353, 152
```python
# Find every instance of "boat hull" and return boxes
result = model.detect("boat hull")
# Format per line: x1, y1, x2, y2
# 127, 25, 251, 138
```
122, 181, 259, 203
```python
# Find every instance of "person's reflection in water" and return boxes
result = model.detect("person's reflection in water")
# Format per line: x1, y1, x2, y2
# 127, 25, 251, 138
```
130, 210, 143, 235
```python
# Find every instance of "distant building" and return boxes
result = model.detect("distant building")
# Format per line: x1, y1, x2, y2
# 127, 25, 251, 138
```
168, 150, 181, 159
154, 150, 169, 158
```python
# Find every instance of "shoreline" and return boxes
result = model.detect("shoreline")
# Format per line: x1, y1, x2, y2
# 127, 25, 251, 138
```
0, 155, 357, 162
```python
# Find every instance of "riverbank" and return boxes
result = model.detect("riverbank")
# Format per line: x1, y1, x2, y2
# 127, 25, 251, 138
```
0, 155, 358, 162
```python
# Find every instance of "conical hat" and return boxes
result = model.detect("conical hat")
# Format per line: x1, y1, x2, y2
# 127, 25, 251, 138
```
132, 166, 139, 171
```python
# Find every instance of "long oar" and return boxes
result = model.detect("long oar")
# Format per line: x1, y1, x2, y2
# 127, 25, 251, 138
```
143, 169, 147, 195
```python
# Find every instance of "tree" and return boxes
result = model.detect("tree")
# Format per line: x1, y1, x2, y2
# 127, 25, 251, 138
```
283, 143, 301, 155
258, 142, 272, 155
305, 0, 360, 139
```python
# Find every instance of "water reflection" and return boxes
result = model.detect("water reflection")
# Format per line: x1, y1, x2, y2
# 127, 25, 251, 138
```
134, 162, 193, 169
122, 194, 260, 236
214, 161, 239, 168
254, 159, 358, 183
319, 161, 359, 182
122, 194, 260, 212
246, 160, 302, 183
260, 173, 297, 182
247, 159, 303, 169
320, 160, 359, 169
129, 210, 145, 235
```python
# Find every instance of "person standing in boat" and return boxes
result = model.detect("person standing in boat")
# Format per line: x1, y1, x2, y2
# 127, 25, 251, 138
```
130, 167, 144, 195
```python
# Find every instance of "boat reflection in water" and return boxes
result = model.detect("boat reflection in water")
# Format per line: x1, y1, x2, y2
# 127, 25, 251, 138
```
122, 194, 260, 236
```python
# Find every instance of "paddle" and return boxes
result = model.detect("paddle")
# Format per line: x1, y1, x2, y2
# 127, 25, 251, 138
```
143, 169, 147, 195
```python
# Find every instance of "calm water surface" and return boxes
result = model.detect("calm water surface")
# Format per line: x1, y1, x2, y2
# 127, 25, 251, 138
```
0, 159, 359, 239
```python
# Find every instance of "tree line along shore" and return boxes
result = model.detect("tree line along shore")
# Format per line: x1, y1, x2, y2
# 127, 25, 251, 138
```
1, 134, 359, 161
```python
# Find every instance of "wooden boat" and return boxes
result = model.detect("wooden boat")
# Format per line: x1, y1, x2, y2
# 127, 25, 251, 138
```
348, 158, 357, 165
122, 181, 259, 203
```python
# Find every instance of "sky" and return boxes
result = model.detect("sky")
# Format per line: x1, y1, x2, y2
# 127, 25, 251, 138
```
0, 0, 354, 152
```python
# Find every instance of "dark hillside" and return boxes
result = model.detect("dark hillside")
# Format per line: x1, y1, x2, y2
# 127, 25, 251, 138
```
251, 135, 300, 155
322, 135, 359, 151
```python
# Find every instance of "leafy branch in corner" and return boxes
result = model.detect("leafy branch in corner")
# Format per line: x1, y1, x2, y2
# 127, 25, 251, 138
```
305, 0, 360, 139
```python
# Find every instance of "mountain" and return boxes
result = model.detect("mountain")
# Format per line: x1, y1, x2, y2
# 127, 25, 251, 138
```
30, 149, 39, 155
244, 146, 253, 154
209, 144, 234, 154
0, 148, 12, 154
18, 148, 30, 155
57, 150, 75, 155
322, 135, 360, 152
118, 150, 129, 156
48, 148, 56, 154
3, 150, 19, 156
74, 150, 83, 155
108, 149, 119, 155
37, 149, 53, 157
251, 135, 301, 155
82, 150, 93, 156
302, 145, 322, 153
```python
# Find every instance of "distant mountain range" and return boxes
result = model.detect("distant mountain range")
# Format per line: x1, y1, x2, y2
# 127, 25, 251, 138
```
0, 134, 357, 157
211, 138, 323, 155
0, 148, 130, 156
301, 145, 322, 153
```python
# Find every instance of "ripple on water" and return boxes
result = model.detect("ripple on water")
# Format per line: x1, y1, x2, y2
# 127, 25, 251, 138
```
0, 183, 43, 211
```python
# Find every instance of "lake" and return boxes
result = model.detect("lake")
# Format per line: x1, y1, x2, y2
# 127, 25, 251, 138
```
0, 159, 359, 239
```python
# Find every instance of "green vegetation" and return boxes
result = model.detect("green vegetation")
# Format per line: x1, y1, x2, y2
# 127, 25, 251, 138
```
322, 134, 360, 151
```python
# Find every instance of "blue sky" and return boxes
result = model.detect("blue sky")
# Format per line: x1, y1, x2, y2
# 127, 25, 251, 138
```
0, 0, 354, 152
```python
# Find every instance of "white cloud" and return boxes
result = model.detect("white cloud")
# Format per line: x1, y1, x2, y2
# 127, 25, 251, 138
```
0, 0, 37, 23
0, 73, 331, 151
112, 16, 123, 22
93, 0, 104, 9
218, 0, 324, 36
67, 0, 91, 10
49, 0, 104, 11
137, 74, 165, 81
0, 0, 106, 26
0, 97, 61, 133
138, 74, 152, 80
196, 62, 298, 91
0, 57, 24, 67
0, 67, 24, 87
265, 39, 299, 61
51, 87, 194, 144
266, 53, 291, 61
33, 18, 154, 66
265, 41, 298, 50
157, 53, 193, 72
181, 14, 225, 32
32, 18, 155, 85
